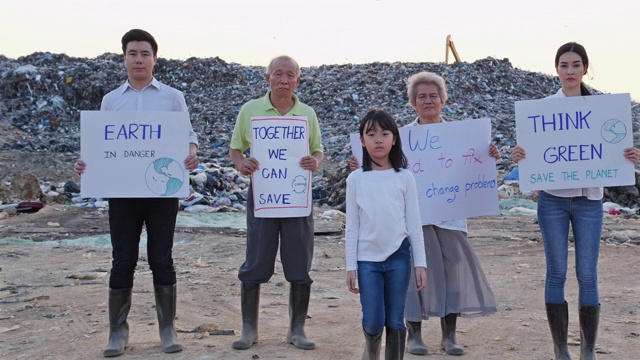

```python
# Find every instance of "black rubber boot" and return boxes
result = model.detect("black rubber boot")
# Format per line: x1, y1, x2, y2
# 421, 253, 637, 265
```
441, 313, 464, 355
405, 320, 428, 355
362, 329, 382, 360
384, 328, 406, 360
103, 288, 132, 357
154, 284, 182, 353
232, 283, 260, 350
579, 304, 599, 360
546, 302, 572, 360
287, 283, 315, 350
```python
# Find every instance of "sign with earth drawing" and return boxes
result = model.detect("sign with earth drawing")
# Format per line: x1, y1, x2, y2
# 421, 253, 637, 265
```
250, 116, 312, 218
80, 111, 190, 198
515, 93, 635, 191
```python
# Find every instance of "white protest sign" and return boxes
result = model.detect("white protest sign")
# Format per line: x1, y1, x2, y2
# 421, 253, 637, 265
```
250, 117, 312, 218
350, 118, 499, 223
515, 94, 634, 191
80, 111, 190, 198
350, 132, 363, 165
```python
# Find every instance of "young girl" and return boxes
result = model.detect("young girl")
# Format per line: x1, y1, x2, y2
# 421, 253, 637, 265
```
349, 72, 498, 356
345, 109, 427, 360
512, 42, 640, 360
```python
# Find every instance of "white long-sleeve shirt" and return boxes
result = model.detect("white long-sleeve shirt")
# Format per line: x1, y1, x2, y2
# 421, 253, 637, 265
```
542, 88, 602, 200
101, 77, 199, 147
345, 168, 427, 271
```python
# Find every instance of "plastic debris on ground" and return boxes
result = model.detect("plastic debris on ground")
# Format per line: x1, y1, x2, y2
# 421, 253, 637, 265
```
1, 53, 639, 214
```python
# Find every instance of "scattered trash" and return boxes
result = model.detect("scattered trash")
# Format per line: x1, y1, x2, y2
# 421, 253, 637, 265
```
66, 272, 108, 280
179, 323, 235, 336
16, 201, 44, 213
0, 325, 20, 333
1, 53, 638, 212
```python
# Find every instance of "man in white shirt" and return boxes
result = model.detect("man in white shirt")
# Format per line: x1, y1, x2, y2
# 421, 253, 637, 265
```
74, 29, 199, 357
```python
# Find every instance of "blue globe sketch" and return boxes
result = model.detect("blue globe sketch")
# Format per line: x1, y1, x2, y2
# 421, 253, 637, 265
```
145, 157, 184, 196
601, 119, 627, 144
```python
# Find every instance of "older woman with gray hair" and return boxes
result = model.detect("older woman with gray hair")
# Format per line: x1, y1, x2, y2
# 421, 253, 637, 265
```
403, 71, 498, 356
349, 71, 498, 357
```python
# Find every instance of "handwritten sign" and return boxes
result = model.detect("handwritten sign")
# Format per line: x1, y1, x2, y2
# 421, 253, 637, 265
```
80, 111, 190, 198
350, 118, 499, 223
250, 117, 312, 218
515, 94, 634, 191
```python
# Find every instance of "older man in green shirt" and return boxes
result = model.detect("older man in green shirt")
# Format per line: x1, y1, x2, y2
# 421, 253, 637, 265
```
229, 55, 324, 351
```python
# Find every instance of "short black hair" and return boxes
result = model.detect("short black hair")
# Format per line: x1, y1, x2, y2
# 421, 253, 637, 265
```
121, 29, 158, 56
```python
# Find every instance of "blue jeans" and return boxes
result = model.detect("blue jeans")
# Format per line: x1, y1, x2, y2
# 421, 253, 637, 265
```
358, 238, 411, 335
537, 191, 602, 306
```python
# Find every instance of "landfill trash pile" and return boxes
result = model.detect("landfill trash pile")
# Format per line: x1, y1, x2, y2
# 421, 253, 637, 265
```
1, 52, 639, 210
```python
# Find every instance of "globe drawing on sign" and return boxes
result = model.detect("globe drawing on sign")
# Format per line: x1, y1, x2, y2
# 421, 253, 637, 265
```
601, 119, 627, 144
145, 157, 184, 196
292, 175, 307, 194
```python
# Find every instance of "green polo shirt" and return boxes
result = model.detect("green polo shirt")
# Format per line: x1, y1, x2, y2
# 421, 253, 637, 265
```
230, 91, 324, 154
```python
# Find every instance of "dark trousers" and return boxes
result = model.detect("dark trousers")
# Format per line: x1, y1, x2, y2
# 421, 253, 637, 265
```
238, 185, 314, 285
108, 198, 179, 289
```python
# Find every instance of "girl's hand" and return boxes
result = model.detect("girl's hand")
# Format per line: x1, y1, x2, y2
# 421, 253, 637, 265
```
489, 144, 500, 160
511, 145, 526, 163
624, 147, 640, 165
414, 267, 427, 292
348, 155, 360, 172
346, 270, 359, 294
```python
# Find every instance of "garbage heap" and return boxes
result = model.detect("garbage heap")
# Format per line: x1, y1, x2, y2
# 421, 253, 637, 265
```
1, 52, 639, 210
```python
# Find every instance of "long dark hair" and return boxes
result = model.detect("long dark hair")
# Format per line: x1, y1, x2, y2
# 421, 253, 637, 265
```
359, 109, 407, 172
555, 42, 591, 96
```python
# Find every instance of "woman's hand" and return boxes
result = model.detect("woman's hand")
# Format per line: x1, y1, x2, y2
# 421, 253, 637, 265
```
489, 144, 500, 160
624, 147, 640, 165
346, 270, 359, 294
511, 145, 526, 163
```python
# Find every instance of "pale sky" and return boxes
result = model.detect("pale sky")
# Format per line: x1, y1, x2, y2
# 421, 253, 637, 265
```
1, 0, 639, 101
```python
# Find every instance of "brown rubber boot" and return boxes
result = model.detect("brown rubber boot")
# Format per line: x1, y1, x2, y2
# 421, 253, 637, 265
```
441, 313, 464, 356
287, 283, 315, 350
103, 288, 132, 357
546, 302, 572, 360
384, 328, 406, 360
406, 320, 428, 355
578, 304, 599, 360
362, 329, 382, 360
154, 284, 182, 353
232, 283, 260, 350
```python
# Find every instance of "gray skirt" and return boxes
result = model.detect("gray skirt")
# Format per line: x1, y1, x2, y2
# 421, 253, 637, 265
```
405, 225, 497, 320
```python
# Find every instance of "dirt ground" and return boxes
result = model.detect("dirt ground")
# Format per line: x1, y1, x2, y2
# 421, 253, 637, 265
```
1, 151, 640, 360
